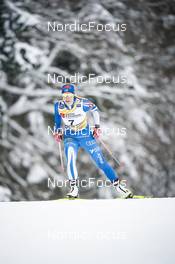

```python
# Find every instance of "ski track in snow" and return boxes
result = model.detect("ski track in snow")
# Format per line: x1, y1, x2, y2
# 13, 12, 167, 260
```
0, 198, 174, 264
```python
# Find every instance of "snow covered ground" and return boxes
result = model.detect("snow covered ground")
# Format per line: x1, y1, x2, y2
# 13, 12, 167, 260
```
0, 198, 175, 264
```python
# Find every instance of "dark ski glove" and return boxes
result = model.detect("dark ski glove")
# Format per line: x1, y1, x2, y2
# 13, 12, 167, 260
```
54, 132, 63, 143
93, 125, 101, 139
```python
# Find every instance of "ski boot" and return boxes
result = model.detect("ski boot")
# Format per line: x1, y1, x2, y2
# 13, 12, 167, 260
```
66, 180, 79, 199
113, 179, 133, 199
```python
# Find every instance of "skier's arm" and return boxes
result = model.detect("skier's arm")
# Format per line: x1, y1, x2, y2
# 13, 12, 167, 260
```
83, 98, 100, 127
92, 110, 100, 128
54, 102, 62, 131
92, 109, 101, 138
83, 98, 101, 138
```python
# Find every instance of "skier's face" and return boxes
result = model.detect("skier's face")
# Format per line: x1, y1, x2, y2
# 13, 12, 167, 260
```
62, 92, 74, 104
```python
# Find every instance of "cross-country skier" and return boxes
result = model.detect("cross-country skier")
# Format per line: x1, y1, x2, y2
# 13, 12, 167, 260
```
54, 84, 133, 199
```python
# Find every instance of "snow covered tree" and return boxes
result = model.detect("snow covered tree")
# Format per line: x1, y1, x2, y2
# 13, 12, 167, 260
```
0, 0, 175, 200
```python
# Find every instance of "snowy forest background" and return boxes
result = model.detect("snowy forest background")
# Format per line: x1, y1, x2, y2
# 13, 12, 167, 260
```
0, 0, 175, 201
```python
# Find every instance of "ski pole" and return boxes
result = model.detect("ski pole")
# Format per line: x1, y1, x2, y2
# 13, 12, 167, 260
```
98, 138, 121, 167
58, 141, 65, 172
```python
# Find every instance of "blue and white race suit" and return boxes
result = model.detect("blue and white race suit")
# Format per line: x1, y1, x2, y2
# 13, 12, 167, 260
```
54, 96, 118, 182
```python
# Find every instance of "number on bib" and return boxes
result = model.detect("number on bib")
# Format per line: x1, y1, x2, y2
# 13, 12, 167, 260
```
68, 120, 74, 126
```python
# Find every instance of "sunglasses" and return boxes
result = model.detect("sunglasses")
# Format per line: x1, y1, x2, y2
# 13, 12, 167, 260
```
62, 93, 74, 98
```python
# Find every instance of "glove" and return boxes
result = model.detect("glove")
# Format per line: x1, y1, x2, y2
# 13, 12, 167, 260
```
54, 131, 63, 143
93, 125, 101, 139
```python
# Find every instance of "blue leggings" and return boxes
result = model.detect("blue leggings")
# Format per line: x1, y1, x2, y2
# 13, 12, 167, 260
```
64, 135, 118, 182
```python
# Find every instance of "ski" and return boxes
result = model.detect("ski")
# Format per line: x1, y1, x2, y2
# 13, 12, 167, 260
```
132, 195, 152, 199
55, 195, 153, 201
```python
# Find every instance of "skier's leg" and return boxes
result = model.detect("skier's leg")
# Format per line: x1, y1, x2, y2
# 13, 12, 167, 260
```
80, 136, 118, 182
64, 138, 79, 197
64, 138, 79, 181
81, 136, 133, 198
